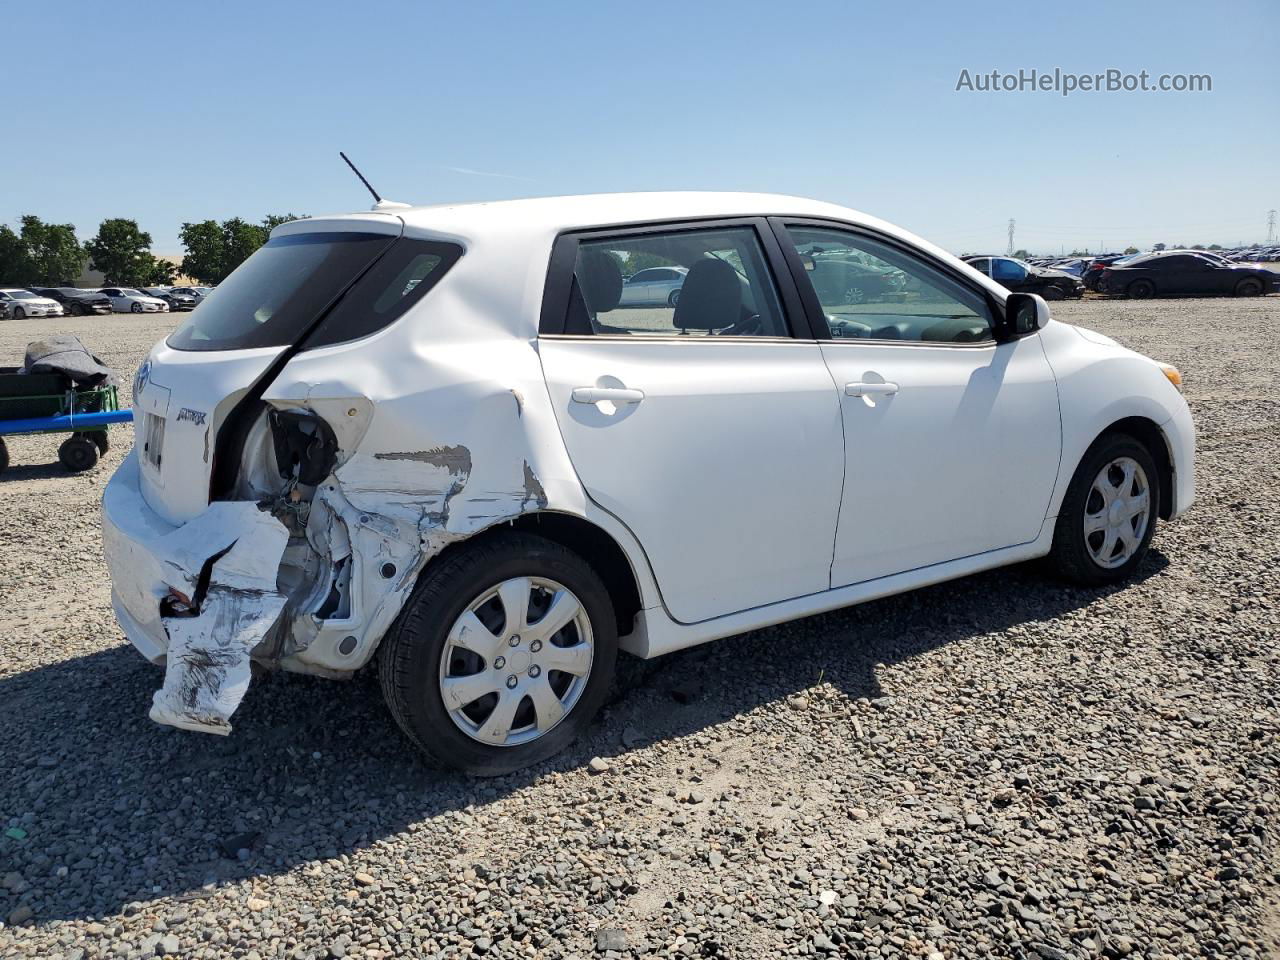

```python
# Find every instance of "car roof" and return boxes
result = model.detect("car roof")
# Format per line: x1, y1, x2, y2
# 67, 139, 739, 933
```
276, 191, 928, 250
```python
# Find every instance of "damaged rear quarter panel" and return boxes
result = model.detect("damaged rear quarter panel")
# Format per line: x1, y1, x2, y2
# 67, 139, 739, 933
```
257, 302, 589, 676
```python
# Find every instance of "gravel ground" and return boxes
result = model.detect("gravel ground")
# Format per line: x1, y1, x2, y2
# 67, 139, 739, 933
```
0, 298, 1277, 960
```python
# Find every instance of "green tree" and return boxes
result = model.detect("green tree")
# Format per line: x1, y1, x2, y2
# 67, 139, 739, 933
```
85, 218, 157, 285
0, 225, 32, 283
1207, 243, 1223, 251
1012, 248, 1030, 259
1123, 246, 1140, 254
221, 217, 268, 277
146, 258, 178, 285
178, 220, 224, 283
19, 216, 85, 285
261, 213, 305, 234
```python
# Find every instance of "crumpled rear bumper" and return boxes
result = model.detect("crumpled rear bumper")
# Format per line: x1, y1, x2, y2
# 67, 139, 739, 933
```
102, 450, 290, 734
101, 451, 180, 663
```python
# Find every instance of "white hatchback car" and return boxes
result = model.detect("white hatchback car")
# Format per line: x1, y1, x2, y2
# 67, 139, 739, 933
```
100, 287, 170, 313
101, 193, 1194, 774
0, 288, 64, 319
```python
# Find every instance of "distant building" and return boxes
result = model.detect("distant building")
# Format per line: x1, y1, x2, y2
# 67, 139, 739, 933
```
74, 253, 194, 288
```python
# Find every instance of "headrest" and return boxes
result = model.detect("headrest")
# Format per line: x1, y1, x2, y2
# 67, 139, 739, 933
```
673, 259, 740, 330
578, 250, 623, 315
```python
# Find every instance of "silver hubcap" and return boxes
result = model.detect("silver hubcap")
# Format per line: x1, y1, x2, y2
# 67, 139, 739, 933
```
1084, 457, 1150, 568
438, 576, 593, 747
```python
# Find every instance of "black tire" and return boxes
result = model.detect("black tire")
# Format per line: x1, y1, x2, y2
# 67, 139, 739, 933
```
378, 531, 617, 775
1127, 279, 1156, 300
88, 431, 110, 455
130, 302, 142, 313
12, 307, 24, 320
1048, 433, 1159, 586
69, 302, 84, 316
668, 289, 681, 307
1234, 277, 1263, 297
0, 438, 8, 475
58, 436, 99, 472
1041, 284, 1067, 302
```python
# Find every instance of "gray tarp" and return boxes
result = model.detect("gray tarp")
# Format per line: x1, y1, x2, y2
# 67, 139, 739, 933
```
19, 335, 117, 386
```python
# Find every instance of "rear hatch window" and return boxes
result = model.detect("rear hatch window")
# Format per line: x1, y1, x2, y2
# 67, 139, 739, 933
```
167, 232, 462, 351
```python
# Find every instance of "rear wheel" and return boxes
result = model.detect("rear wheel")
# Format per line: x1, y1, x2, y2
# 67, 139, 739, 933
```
1234, 277, 1263, 297
668, 289, 681, 307
379, 532, 617, 775
12, 307, 25, 320
1127, 279, 1156, 299
58, 436, 99, 472
1048, 434, 1158, 586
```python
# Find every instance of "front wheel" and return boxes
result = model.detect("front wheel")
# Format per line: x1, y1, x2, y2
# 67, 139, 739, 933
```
130, 302, 142, 313
69, 302, 84, 316
1234, 278, 1263, 297
379, 532, 617, 775
668, 289, 681, 307
1042, 284, 1067, 302
1048, 434, 1158, 586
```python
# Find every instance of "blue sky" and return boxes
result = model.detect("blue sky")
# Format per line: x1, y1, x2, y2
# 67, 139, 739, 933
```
6, 0, 1276, 255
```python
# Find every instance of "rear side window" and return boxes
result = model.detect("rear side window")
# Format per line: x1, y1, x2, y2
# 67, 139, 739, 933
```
564, 225, 789, 338
166, 233, 461, 351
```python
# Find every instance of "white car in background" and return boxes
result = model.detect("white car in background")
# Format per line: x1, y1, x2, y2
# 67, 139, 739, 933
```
99, 287, 170, 313
0, 288, 64, 319
101, 192, 1194, 775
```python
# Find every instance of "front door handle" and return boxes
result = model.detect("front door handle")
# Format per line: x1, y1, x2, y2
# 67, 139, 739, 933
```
571, 387, 645, 405
845, 381, 899, 397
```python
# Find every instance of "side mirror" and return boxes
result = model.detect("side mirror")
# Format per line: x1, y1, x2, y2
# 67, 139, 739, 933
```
995, 292, 1049, 342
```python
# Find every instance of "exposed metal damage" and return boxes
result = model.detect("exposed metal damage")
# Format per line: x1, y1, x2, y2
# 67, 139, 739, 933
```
145, 403, 553, 736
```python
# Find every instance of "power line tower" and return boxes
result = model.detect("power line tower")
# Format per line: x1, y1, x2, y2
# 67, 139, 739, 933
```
1007, 218, 1016, 256
1268, 209, 1277, 243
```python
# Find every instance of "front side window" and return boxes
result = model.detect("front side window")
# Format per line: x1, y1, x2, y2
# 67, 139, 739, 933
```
167, 233, 461, 351
567, 225, 788, 337
785, 226, 993, 343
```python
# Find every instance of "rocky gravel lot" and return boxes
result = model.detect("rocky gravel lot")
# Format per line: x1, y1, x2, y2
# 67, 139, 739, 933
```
0, 298, 1277, 960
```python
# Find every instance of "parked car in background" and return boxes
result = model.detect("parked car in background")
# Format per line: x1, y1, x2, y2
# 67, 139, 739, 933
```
169, 285, 211, 305
141, 287, 197, 311
0, 288, 64, 319
99, 287, 170, 313
102, 192, 1193, 774
0, 300, 10, 321
962, 256, 1084, 300
32, 287, 113, 315
619, 266, 687, 306
1083, 255, 1135, 291
1100, 251, 1280, 298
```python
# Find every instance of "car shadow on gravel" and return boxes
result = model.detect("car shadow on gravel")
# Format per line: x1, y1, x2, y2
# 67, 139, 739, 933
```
0, 550, 1168, 924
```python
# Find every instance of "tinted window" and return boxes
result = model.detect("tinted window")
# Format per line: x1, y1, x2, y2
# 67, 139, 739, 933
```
168, 233, 461, 352
786, 226, 993, 343
303, 239, 461, 348
990, 259, 1027, 283
566, 226, 788, 338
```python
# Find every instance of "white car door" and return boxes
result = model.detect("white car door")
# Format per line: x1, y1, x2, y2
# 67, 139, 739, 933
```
776, 221, 1061, 587
538, 219, 845, 624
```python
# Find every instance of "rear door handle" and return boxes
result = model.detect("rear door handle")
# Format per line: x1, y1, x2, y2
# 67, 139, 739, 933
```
571, 387, 645, 405
845, 381, 899, 397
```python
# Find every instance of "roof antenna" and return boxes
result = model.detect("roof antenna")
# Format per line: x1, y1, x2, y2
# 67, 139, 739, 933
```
340, 152, 411, 211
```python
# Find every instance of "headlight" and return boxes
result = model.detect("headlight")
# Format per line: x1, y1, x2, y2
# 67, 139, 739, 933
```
1157, 363, 1182, 392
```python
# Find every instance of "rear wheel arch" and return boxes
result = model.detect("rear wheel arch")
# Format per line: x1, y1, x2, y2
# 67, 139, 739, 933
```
419, 511, 644, 640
